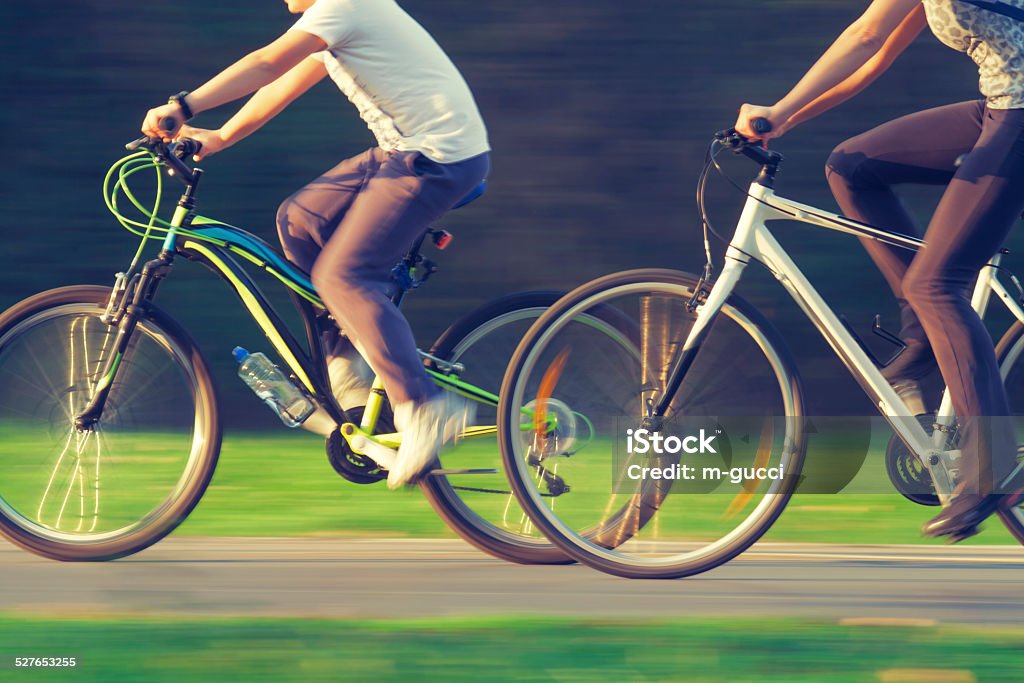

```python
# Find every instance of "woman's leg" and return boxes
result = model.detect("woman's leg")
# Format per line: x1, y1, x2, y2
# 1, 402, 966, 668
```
825, 101, 986, 382
903, 107, 1024, 514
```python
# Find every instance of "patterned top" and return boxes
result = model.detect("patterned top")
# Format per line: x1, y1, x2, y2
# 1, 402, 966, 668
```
923, 0, 1024, 108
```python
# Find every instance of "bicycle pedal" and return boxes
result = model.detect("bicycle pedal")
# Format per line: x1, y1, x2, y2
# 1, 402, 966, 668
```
428, 468, 499, 476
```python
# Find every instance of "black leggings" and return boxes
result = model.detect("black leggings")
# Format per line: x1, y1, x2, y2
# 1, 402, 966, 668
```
826, 100, 1024, 493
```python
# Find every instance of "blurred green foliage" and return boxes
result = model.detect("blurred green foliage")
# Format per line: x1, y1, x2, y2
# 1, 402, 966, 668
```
3, 1, 1016, 425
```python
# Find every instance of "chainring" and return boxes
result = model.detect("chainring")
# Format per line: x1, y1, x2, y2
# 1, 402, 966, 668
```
326, 406, 394, 485
885, 415, 943, 506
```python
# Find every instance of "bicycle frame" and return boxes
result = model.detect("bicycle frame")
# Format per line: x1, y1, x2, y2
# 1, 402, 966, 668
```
87, 151, 505, 468
673, 181, 1024, 504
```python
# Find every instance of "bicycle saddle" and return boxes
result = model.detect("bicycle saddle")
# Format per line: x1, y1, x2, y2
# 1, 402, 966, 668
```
452, 180, 487, 210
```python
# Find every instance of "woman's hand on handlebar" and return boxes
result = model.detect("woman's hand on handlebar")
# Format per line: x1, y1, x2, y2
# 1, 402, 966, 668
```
141, 102, 186, 141
734, 103, 789, 142
175, 125, 225, 162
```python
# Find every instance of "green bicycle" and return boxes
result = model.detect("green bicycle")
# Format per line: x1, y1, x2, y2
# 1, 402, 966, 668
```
0, 134, 633, 563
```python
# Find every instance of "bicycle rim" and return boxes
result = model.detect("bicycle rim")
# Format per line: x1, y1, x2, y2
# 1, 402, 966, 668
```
422, 293, 591, 563
0, 303, 211, 547
500, 271, 805, 578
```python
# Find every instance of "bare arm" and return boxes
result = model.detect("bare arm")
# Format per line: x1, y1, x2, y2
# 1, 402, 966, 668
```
735, 0, 923, 139
178, 57, 329, 161
784, 4, 927, 130
221, 57, 328, 146
142, 30, 326, 138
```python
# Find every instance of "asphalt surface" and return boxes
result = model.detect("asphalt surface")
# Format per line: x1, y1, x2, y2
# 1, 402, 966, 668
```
1, 538, 1021, 625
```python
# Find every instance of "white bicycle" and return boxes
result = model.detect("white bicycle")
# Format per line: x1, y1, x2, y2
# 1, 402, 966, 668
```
497, 125, 1024, 579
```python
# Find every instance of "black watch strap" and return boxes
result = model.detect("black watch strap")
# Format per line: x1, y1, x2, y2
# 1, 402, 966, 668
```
168, 91, 194, 121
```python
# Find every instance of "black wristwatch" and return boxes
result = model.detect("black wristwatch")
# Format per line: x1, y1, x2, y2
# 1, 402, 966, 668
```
168, 91, 194, 121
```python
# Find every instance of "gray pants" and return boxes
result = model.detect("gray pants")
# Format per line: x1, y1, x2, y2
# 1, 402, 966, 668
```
277, 148, 490, 405
826, 100, 1024, 493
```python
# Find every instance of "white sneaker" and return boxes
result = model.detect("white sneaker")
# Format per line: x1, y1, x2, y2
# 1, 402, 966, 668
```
388, 392, 476, 488
326, 337, 374, 410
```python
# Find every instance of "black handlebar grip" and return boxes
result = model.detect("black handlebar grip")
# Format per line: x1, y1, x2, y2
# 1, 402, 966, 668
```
751, 117, 773, 135
159, 116, 180, 132
173, 138, 204, 160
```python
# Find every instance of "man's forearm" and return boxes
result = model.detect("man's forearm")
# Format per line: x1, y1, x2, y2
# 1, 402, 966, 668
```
183, 31, 327, 117
220, 57, 329, 147
187, 52, 290, 116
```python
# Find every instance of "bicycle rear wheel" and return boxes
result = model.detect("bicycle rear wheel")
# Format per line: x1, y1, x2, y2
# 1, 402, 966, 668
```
498, 270, 806, 579
992, 322, 1024, 541
420, 292, 573, 564
0, 286, 220, 560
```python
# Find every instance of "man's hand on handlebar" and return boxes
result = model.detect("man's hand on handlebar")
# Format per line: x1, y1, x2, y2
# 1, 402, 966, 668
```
175, 126, 220, 162
141, 103, 186, 141
734, 103, 788, 142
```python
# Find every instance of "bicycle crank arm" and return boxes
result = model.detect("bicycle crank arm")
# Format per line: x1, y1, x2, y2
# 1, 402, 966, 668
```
339, 423, 397, 470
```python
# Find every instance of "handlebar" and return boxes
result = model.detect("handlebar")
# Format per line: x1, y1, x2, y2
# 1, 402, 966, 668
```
714, 119, 783, 169
123, 132, 203, 186
751, 117, 773, 135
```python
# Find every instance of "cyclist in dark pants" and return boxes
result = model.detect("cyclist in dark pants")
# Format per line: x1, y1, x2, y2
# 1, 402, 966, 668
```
141, 0, 490, 488
733, 0, 1024, 540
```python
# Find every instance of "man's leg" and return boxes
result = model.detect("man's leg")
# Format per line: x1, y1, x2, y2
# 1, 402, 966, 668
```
310, 151, 490, 487
825, 101, 986, 382
276, 148, 383, 274
309, 151, 490, 407
276, 149, 385, 410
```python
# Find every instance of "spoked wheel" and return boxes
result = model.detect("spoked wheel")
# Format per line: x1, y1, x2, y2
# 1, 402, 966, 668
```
0, 286, 220, 560
421, 291, 643, 564
992, 322, 1024, 542
419, 292, 575, 564
498, 270, 806, 579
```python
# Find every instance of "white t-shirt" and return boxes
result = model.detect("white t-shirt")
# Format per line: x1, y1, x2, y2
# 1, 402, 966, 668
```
291, 0, 490, 163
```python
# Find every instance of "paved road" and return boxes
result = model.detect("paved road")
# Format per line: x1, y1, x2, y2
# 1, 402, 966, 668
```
1, 539, 1021, 625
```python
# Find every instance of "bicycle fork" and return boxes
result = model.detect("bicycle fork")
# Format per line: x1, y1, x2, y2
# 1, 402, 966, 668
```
75, 253, 175, 430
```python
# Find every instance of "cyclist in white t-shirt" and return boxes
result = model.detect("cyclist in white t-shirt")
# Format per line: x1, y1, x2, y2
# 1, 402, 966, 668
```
141, 0, 491, 488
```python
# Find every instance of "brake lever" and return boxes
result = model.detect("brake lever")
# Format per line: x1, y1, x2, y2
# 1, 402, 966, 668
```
125, 136, 154, 152
170, 138, 203, 160
714, 128, 766, 153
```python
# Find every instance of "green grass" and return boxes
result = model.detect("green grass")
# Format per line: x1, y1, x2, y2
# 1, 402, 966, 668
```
173, 432, 1019, 545
1, 429, 1019, 545
0, 614, 1020, 682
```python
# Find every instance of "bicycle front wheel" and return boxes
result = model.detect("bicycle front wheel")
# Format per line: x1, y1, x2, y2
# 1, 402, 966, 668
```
0, 286, 220, 560
498, 270, 806, 579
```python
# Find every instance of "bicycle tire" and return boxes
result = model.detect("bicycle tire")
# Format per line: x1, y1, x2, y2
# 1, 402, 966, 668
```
992, 320, 1024, 542
0, 286, 221, 561
419, 292, 574, 564
498, 269, 806, 579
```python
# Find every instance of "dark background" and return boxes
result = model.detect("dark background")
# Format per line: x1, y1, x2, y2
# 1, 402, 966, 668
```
2, 0, 1016, 425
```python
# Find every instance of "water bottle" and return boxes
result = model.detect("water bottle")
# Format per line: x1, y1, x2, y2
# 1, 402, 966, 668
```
233, 347, 315, 428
